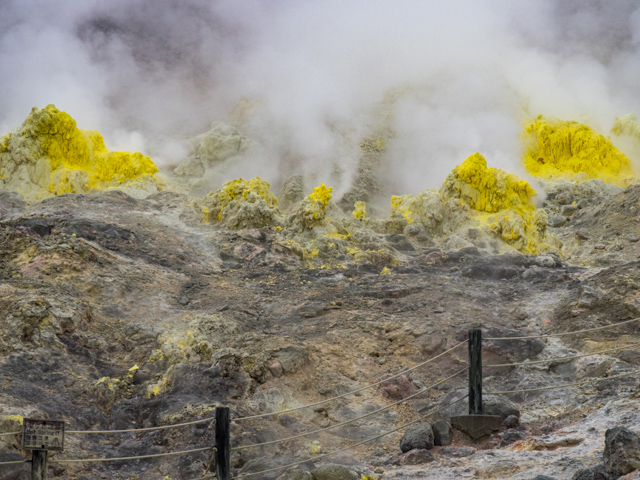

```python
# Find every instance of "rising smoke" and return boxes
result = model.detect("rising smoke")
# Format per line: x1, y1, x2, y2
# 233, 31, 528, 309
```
1, 0, 639, 199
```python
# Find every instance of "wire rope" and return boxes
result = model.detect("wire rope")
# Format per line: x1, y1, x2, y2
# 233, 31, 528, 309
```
485, 317, 640, 341
51, 446, 213, 464
485, 369, 638, 396
484, 343, 640, 368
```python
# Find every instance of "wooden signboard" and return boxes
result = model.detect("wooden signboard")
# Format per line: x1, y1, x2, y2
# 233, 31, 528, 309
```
22, 418, 65, 451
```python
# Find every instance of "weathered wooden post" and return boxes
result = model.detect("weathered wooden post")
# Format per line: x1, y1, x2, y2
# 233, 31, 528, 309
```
31, 450, 48, 480
468, 328, 483, 415
215, 407, 230, 480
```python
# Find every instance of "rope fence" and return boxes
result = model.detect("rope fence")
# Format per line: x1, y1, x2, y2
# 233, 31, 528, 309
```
2, 316, 639, 479
232, 340, 468, 422
191, 394, 471, 480
231, 366, 468, 451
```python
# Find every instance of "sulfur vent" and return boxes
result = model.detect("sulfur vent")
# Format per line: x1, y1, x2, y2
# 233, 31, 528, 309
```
523, 116, 636, 187
0, 105, 161, 201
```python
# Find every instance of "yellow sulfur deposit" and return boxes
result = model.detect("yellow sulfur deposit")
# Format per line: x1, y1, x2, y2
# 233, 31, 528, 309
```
442, 152, 537, 213
352, 201, 367, 219
308, 183, 332, 217
286, 183, 334, 232
0, 105, 160, 199
201, 177, 279, 223
523, 116, 636, 187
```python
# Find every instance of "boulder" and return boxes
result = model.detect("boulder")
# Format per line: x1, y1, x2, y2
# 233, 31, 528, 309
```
604, 427, 640, 477
432, 419, 453, 446
276, 467, 313, 480
310, 464, 359, 480
400, 423, 434, 452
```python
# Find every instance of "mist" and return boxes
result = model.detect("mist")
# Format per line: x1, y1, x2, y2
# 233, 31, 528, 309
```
1, 0, 639, 198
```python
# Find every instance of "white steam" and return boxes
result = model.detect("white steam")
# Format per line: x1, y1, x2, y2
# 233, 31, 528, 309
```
1, 0, 639, 197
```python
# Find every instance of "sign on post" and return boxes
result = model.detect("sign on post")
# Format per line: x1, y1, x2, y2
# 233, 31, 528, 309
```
22, 419, 65, 451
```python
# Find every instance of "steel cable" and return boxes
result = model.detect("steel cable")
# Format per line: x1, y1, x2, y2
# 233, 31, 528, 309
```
231, 366, 468, 451
66, 417, 215, 435
0, 460, 27, 465
50, 446, 213, 464
484, 317, 640, 341
485, 369, 638, 396
484, 342, 640, 368
233, 341, 468, 422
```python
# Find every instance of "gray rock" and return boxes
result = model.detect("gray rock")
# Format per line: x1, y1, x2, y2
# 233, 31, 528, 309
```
500, 428, 526, 446
561, 205, 579, 217
483, 398, 520, 421
548, 214, 567, 228
391, 449, 435, 465
241, 456, 314, 480
532, 476, 557, 480
604, 427, 640, 477
576, 229, 591, 240
571, 463, 608, 480
276, 467, 313, 480
437, 446, 475, 458
310, 464, 359, 480
503, 415, 519, 429
556, 192, 574, 205
400, 423, 434, 452
278, 346, 309, 373
432, 419, 453, 446
577, 198, 590, 209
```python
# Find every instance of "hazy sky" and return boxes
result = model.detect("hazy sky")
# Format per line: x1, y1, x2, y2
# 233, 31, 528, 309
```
1, 0, 639, 196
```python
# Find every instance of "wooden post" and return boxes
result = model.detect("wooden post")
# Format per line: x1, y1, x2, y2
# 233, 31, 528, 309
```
31, 450, 48, 480
468, 329, 483, 415
215, 407, 230, 480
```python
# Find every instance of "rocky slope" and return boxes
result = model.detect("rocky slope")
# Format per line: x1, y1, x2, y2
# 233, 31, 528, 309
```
0, 181, 639, 480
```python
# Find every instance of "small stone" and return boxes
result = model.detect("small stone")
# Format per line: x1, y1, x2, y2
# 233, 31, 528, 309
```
400, 423, 434, 452
556, 192, 574, 205
500, 428, 526, 446
576, 198, 590, 209
575, 229, 591, 240
269, 360, 284, 378
503, 415, 519, 429
398, 449, 435, 465
547, 214, 567, 228
625, 233, 640, 243
561, 205, 578, 217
